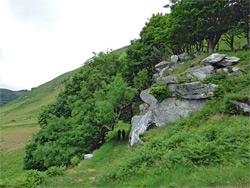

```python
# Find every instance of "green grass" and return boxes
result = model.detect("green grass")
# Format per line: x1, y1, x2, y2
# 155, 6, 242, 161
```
39, 140, 130, 188
0, 69, 78, 181
0, 148, 25, 179
35, 48, 250, 187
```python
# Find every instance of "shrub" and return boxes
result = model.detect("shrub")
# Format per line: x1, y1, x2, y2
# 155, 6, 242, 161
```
149, 84, 173, 103
70, 156, 81, 167
46, 166, 66, 177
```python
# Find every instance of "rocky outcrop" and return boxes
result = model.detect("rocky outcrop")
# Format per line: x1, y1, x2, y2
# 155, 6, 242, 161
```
202, 53, 226, 65
174, 82, 217, 99
229, 99, 250, 116
178, 53, 191, 61
202, 53, 240, 68
187, 65, 214, 80
129, 53, 241, 146
153, 98, 207, 126
171, 55, 179, 63
129, 111, 154, 145
157, 75, 178, 85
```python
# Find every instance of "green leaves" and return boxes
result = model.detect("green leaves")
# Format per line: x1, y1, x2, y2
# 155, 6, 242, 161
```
24, 51, 137, 171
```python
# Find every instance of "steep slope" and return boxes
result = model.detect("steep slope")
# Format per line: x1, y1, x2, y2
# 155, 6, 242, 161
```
38, 49, 249, 188
0, 89, 28, 107
0, 68, 78, 179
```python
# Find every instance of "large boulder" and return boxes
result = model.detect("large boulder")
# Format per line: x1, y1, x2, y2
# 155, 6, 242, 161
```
229, 99, 250, 116
178, 53, 191, 61
217, 57, 240, 67
174, 82, 217, 99
129, 110, 154, 146
157, 75, 178, 85
153, 98, 207, 126
129, 97, 208, 145
171, 55, 179, 63
202, 53, 226, 66
155, 61, 170, 72
140, 89, 158, 108
187, 65, 214, 80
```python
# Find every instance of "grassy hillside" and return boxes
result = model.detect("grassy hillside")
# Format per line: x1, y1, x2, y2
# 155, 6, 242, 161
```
0, 68, 78, 180
12, 49, 247, 188
0, 89, 28, 107
0, 47, 128, 181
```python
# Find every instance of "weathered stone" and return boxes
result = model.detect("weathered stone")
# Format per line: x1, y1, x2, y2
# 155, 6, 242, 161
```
140, 89, 158, 108
153, 98, 207, 126
232, 67, 243, 76
172, 62, 187, 69
168, 84, 177, 93
223, 68, 229, 73
194, 51, 205, 58
157, 75, 178, 85
229, 99, 250, 116
155, 61, 170, 70
171, 55, 179, 63
159, 67, 169, 77
202, 53, 226, 65
84, 154, 93, 159
217, 56, 240, 67
178, 53, 191, 61
129, 111, 154, 146
175, 81, 217, 99
187, 65, 214, 80
139, 103, 149, 114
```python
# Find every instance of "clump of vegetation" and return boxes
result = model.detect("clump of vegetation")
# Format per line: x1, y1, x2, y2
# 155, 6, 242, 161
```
149, 84, 173, 103
0, 170, 46, 188
46, 166, 66, 177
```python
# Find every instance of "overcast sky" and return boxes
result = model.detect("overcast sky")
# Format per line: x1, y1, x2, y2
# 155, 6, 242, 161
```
0, 0, 169, 91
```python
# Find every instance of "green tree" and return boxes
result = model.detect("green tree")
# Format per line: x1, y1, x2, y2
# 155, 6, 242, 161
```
168, 0, 237, 53
24, 51, 136, 170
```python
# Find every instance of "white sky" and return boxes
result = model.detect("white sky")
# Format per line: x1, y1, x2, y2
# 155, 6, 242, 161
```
0, 0, 170, 91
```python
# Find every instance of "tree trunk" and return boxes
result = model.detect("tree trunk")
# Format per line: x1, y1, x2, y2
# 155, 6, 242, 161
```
208, 39, 215, 53
230, 34, 234, 51
208, 35, 221, 53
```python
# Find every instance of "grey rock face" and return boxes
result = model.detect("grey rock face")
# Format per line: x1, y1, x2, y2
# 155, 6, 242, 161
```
129, 97, 208, 145
130, 111, 154, 146
188, 65, 214, 80
217, 57, 240, 67
229, 99, 250, 115
171, 55, 179, 63
157, 75, 178, 85
178, 53, 191, 61
175, 81, 217, 99
159, 67, 169, 77
202, 53, 226, 65
140, 89, 158, 108
155, 61, 170, 71
232, 67, 243, 76
153, 98, 207, 126
139, 103, 149, 114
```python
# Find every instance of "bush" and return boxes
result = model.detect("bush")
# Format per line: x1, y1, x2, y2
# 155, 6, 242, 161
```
0, 170, 47, 188
149, 84, 173, 103
70, 156, 81, 167
46, 166, 66, 177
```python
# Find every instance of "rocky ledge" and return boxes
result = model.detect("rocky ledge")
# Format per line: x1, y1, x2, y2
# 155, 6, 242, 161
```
129, 53, 242, 146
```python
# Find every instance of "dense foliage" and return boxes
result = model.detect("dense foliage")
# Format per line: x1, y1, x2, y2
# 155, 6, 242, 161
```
100, 52, 250, 185
24, 0, 250, 176
0, 89, 28, 107
24, 52, 137, 170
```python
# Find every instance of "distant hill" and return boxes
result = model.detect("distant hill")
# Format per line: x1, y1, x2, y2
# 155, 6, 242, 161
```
0, 89, 28, 107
